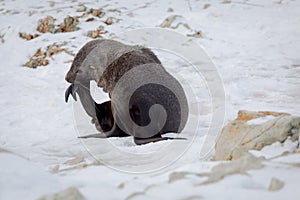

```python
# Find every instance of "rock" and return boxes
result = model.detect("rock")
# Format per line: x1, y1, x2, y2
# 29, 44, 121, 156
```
0, 148, 10, 153
117, 182, 125, 189
87, 25, 107, 38
49, 165, 60, 173
24, 42, 74, 68
38, 187, 85, 200
167, 8, 174, 12
76, 6, 87, 12
90, 8, 105, 18
222, 0, 231, 3
19, 32, 40, 40
203, 4, 211, 9
187, 31, 203, 38
169, 171, 189, 183
268, 177, 284, 191
214, 110, 300, 160
159, 15, 191, 30
181, 196, 203, 200
48, 1, 55, 7
85, 17, 95, 22
59, 16, 80, 32
199, 154, 264, 185
64, 157, 85, 165
37, 16, 56, 33
37, 15, 80, 34
23, 48, 49, 68
167, 154, 264, 185
104, 17, 114, 25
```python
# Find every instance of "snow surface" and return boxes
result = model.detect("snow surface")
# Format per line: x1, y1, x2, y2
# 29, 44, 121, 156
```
0, 0, 300, 199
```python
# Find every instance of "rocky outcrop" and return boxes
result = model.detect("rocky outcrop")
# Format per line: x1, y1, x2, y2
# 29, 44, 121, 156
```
200, 154, 264, 185
268, 177, 284, 191
38, 187, 85, 200
159, 15, 191, 30
214, 110, 300, 160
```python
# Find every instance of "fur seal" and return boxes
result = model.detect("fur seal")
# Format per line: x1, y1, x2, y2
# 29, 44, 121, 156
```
65, 39, 189, 145
65, 39, 143, 125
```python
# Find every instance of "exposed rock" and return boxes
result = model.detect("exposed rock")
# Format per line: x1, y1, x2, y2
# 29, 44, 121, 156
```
19, 32, 40, 40
181, 196, 203, 200
64, 157, 85, 165
76, 6, 87, 12
215, 110, 300, 160
0, 148, 10, 153
108, 8, 122, 13
37, 16, 80, 34
45, 42, 68, 57
0, 32, 5, 43
59, 16, 80, 32
23, 48, 49, 68
203, 4, 211, 9
49, 165, 60, 173
104, 17, 114, 25
85, 17, 95, 22
117, 182, 125, 189
199, 154, 264, 185
76, 6, 105, 18
127, 12, 134, 17
168, 154, 264, 185
87, 25, 107, 38
89, 8, 105, 18
268, 177, 284, 191
159, 15, 191, 30
169, 171, 189, 183
167, 7, 174, 12
24, 42, 74, 68
38, 187, 85, 200
48, 1, 55, 7
187, 31, 203, 38
37, 16, 56, 33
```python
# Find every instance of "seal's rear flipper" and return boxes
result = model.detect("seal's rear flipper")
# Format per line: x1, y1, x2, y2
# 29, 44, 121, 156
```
134, 135, 187, 145
78, 133, 107, 139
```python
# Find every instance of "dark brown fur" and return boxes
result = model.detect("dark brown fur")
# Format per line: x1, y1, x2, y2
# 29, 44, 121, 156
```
98, 48, 162, 94
65, 39, 188, 144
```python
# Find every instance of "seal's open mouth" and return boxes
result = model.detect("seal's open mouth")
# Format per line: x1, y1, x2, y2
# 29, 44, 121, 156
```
65, 83, 78, 102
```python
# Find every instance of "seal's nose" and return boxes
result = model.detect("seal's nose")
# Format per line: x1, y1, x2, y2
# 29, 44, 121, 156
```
65, 70, 75, 83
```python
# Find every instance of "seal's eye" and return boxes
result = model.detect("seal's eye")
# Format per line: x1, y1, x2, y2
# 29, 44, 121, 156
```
75, 69, 82, 73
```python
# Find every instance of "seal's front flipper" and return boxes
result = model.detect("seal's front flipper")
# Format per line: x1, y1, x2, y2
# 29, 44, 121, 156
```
78, 133, 107, 139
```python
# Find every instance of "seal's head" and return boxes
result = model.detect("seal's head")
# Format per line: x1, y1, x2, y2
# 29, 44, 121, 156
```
65, 39, 104, 84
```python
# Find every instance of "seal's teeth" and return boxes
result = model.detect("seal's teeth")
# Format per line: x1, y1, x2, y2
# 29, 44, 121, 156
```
65, 84, 72, 103
71, 84, 78, 101
71, 92, 77, 101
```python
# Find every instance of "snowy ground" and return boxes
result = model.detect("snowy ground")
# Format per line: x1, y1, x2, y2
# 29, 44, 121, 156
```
0, 0, 300, 199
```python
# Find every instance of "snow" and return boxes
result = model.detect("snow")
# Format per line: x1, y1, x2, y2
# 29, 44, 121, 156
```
0, 0, 300, 199
249, 137, 299, 159
246, 115, 277, 125
0, 152, 61, 200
